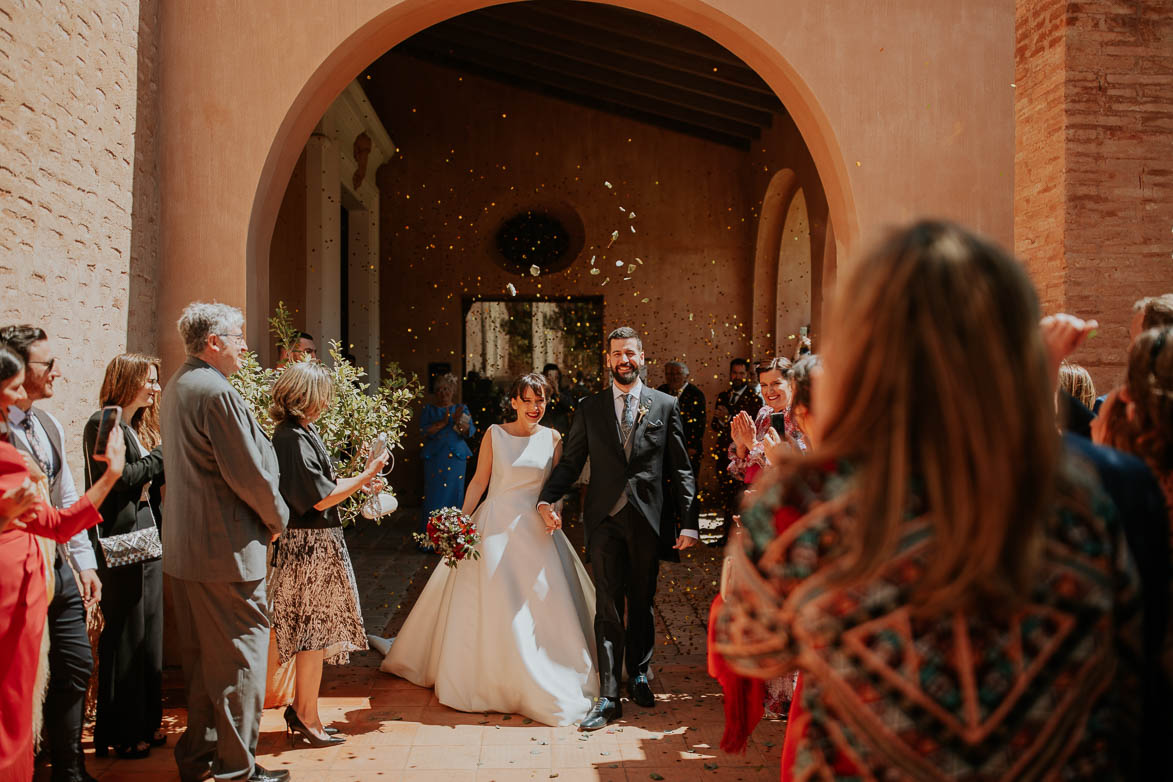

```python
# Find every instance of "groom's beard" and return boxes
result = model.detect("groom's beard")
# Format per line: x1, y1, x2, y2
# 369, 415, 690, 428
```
611, 363, 639, 385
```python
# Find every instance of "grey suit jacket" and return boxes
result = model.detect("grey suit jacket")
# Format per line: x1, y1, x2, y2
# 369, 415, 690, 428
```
161, 357, 288, 582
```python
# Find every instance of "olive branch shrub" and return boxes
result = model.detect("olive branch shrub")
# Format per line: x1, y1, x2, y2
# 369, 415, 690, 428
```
230, 302, 422, 526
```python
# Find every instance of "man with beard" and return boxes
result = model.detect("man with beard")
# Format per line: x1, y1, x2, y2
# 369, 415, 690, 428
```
538, 327, 697, 730
710, 357, 761, 546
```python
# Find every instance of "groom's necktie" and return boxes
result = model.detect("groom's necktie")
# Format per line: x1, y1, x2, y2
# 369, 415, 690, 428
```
620, 393, 635, 445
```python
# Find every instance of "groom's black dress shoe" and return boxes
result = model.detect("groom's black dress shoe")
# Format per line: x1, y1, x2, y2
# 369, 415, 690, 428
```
248, 766, 290, 781
579, 697, 622, 731
627, 675, 656, 708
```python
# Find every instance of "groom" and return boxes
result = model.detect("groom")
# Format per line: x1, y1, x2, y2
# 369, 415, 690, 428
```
538, 326, 698, 730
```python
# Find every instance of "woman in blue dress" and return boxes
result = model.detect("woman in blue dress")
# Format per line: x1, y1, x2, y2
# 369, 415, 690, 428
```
419, 373, 475, 547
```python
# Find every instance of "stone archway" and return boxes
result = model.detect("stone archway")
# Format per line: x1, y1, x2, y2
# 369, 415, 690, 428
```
242, 0, 859, 353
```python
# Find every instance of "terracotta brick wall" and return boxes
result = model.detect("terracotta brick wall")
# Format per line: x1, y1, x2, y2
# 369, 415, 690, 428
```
0, 2, 149, 478
1016, 0, 1173, 391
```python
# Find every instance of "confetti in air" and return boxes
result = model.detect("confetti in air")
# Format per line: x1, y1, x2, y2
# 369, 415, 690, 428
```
607, 230, 619, 248
528, 264, 541, 277
506, 283, 517, 297
590, 268, 601, 275
590, 255, 596, 265
615, 260, 624, 267
604, 181, 613, 189
629, 212, 636, 220
601, 277, 609, 286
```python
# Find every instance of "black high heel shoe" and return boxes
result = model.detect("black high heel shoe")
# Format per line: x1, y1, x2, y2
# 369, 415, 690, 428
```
283, 706, 344, 747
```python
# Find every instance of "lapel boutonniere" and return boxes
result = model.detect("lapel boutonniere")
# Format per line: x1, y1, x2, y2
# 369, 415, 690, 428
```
636, 401, 651, 424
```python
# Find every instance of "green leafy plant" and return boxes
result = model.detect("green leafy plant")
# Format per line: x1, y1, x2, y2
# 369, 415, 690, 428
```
230, 303, 422, 525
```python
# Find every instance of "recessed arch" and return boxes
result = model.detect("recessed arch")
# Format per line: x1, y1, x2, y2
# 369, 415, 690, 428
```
244, 0, 859, 341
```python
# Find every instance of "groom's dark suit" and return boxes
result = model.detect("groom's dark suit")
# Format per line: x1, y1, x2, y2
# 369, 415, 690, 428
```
539, 381, 696, 699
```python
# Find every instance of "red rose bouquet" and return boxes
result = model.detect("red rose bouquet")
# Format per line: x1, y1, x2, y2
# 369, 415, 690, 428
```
414, 507, 481, 568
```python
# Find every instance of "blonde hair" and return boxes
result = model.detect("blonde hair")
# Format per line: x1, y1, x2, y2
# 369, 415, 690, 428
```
99, 353, 162, 449
269, 362, 334, 424
799, 221, 1058, 613
1058, 361, 1096, 409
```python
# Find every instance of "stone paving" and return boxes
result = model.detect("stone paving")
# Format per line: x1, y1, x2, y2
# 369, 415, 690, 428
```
62, 507, 786, 781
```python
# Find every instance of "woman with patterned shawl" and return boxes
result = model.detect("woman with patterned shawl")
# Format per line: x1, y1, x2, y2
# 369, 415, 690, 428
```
715, 221, 1149, 780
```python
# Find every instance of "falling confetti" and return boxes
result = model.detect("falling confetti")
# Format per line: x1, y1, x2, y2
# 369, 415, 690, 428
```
604, 181, 613, 189
607, 230, 619, 248
619, 205, 626, 212
528, 264, 541, 276
641, 297, 650, 303
615, 260, 624, 267
506, 283, 517, 296
590, 255, 596, 265
590, 268, 601, 275
627, 264, 636, 273
629, 212, 636, 220
630, 225, 636, 233
601, 277, 609, 286
635, 257, 643, 265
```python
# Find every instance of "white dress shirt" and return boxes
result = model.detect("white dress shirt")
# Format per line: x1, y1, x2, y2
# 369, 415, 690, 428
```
7, 405, 97, 572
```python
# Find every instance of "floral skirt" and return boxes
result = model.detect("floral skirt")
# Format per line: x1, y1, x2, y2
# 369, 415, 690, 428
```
270, 527, 367, 666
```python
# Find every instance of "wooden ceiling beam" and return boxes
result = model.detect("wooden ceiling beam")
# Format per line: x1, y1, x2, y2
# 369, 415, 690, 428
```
446, 14, 782, 113
401, 37, 762, 141
536, 0, 746, 66
422, 24, 774, 127
397, 46, 754, 149
476, 5, 776, 98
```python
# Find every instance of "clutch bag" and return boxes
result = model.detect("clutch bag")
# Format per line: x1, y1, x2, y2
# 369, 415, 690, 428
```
98, 525, 162, 568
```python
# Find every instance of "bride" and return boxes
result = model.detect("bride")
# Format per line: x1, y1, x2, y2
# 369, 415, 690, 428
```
378, 372, 598, 726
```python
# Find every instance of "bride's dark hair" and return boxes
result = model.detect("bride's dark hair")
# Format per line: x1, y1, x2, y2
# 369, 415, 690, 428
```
509, 372, 550, 402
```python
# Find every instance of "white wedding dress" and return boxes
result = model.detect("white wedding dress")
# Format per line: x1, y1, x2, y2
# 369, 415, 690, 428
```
379, 424, 598, 725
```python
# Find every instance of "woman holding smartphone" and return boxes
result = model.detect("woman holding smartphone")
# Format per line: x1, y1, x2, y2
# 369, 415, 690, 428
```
82, 353, 166, 759
268, 362, 388, 747
0, 345, 125, 781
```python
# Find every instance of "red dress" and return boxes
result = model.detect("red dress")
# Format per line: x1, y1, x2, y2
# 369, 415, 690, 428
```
0, 440, 101, 782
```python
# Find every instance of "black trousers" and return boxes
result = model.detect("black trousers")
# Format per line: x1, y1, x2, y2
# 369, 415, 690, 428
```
588, 504, 660, 699
45, 551, 93, 781
94, 558, 164, 749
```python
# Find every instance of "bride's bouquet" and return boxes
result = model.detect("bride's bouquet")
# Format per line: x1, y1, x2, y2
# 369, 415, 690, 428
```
414, 507, 481, 568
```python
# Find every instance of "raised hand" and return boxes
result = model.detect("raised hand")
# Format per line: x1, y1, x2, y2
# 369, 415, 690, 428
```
1040, 313, 1098, 381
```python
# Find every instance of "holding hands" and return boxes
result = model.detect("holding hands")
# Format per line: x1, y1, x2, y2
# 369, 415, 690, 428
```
538, 502, 561, 535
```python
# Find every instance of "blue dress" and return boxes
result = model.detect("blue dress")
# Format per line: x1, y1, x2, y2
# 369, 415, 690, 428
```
419, 404, 476, 532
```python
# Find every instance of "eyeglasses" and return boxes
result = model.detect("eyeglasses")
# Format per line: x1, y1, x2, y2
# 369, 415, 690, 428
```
27, 359, 56, 373
216, 333, 245, 344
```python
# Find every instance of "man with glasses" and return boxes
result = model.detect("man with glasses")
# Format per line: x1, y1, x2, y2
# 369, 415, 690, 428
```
1, 325, 99, 782
162, 302, 290, 782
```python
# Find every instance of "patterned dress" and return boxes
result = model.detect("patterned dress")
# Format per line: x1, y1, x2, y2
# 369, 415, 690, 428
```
715, 458, 1145, 781
269, 421, 367, 666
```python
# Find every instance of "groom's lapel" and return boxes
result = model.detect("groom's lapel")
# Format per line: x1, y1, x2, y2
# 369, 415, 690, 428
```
629, 386, 654, 455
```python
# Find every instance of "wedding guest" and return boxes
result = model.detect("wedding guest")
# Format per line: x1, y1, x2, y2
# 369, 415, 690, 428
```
268, 362, 387, 748
1058, 361, 1095, 410
276, 331, 317, 368
0, 345, 125, 782
787, 354, 820, 444
658, 361, 706, 480
539, 363, 573, 436
1, 325, 99, 782
716, 220, 1149, 779
419, 372, 474, 547
162, 302, 290, 782
1093, 293, 1173, 414
82, 354, 166, 759
729, 357, 796, 488
710, 358, 761, 545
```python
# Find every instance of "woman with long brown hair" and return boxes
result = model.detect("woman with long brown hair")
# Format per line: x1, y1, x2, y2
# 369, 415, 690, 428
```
715, 221, 1145, 779
82, 353, 167, 758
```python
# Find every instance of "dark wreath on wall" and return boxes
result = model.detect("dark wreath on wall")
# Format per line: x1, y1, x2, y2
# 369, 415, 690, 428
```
491, 205, 585, 276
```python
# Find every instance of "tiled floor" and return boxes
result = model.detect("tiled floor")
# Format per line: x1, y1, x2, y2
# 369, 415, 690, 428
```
57, 508, 786, 781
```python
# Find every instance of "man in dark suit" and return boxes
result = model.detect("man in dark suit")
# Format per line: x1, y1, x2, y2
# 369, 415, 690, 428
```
162, 302, 290, 782
710, 358, 761, 545
538, 327, 697, 730
658, 361, 705, 532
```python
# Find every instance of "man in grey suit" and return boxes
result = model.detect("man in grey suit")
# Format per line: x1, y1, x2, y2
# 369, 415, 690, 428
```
162, 302, 290, 782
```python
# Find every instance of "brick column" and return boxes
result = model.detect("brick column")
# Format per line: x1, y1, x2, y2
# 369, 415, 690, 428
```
1015, 0, 1173, 390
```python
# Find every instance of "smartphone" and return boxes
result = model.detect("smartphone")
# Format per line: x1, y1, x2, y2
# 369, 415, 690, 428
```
770, 411, 787, 434
93, 405, 122, 457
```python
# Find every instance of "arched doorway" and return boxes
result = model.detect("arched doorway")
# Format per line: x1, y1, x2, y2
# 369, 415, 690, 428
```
244, 0, 858, 354
253, 1, 847, 501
